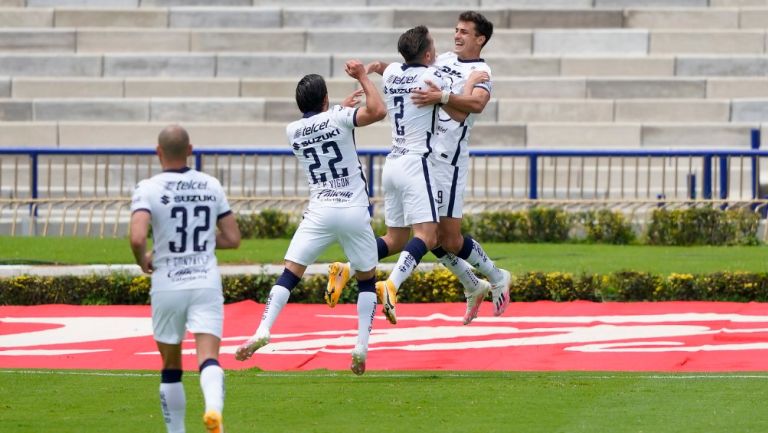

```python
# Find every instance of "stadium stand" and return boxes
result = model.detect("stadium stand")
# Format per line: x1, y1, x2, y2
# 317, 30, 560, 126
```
0, 0, 767, 236
0, 0, 766, 148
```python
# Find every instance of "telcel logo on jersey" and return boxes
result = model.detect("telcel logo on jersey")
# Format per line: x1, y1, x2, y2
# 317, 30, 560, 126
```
389, 75, 418, 85
300, 119, 330, 137
164, 180, 208, 191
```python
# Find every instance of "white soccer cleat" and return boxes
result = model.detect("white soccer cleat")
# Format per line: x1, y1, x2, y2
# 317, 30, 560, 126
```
350, 349, 367, 376
463, 279, 491, 325
234, 331, 270, 361
490, 269, 511, 317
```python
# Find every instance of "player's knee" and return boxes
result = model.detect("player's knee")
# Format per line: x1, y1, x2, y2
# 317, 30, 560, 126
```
420, 232, 439, 250
440, 234, 464, 254
356, 269, 376, 281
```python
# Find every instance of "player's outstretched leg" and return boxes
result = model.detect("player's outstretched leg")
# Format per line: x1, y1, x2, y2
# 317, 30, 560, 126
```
432, 246, 491, 325
235, 268, 298, 361
457, 235, 511, 316
199, 358, 225, 433
352, 277, 377, 375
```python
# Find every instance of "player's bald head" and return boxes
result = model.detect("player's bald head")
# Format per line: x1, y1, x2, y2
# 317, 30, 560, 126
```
157, 124, 190, 160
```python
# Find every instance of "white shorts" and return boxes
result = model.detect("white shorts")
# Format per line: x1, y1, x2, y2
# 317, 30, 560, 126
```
431, 160, 468, 218
285, 205, 377, 272
151, 288, 224, 344
382, 155, 438, 227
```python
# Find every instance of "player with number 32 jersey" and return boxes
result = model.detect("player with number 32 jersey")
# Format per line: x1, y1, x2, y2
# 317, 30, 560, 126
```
131, 168, 231, 293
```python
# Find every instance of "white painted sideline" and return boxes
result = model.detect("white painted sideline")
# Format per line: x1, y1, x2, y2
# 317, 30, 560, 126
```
2, 370, 767, 380
0, 262, 438, 277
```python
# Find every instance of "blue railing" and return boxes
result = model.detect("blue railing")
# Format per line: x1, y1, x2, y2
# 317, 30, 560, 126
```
1, 132, 767, 202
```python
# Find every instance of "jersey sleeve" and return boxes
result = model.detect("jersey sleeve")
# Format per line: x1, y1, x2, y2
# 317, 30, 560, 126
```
331, 105, 358, 129
474, 65, 492, 96
214, 179, 232, 220
130, 180, 152, 215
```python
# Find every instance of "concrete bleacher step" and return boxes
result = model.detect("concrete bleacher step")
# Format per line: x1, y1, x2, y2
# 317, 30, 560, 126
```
3, 52, 768, 78
0, 6, 765, 30
4, 97, 768, 124
0, 121, 762, 149
11, 76, 768, 99
1, 27, 767, 55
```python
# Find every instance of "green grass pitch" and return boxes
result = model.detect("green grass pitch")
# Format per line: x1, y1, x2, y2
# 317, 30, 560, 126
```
2, 370, 767, 433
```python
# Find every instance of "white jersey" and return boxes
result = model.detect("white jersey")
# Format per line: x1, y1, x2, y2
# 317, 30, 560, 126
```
382, 62, 448, 158
130, 168, 231, 292
432, 51, 493, 167
287, 105, 370, 209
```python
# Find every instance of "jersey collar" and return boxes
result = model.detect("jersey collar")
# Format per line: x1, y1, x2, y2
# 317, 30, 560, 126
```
302, 111, 321, 118
163, 167, 191, 173
401, 63, 427, 70
457, 57, 485, 63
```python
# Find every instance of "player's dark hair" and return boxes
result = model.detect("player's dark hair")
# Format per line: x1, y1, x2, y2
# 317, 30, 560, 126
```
398, 25, 431, 64
157, 125, 190, 159
295, 74, 327, 114
459, 11, 493, 47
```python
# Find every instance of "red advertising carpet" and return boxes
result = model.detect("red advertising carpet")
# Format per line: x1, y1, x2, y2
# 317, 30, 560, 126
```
2, 301, 768, 372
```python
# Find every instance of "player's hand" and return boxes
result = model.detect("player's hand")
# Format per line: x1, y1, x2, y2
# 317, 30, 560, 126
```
411, 79, 442, 107
467, 71, 490, 86
345, 59, 366, 80
365, 61, 385, 75
341, 88, 364, 107
140, 251, 154, 274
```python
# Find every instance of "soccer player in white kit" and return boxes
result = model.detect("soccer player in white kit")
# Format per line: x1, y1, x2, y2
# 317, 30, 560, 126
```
130, 125, 241, 433
411, 11, 511, 325
234, 59, 386, 375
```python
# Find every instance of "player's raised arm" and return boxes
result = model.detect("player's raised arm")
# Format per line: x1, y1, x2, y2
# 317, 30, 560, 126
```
345, 59, 386, 127
365, 60, 389, 76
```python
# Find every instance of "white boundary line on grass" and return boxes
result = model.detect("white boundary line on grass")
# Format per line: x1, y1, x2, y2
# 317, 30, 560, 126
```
2, 369, 768, 380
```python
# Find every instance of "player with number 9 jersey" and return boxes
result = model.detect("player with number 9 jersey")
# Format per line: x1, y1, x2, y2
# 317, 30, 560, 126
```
131, 167, 231, 294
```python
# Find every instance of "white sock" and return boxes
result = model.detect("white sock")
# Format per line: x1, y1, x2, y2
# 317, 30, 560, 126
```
257, 285, 290, 335
159, 382, 186, 433
388, 238, 429, 289
355, 291, 377, 353
199, 364, 224, 414
390, 250, 419, 288
437, 253, 482, 294
465, 239, 504, 284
